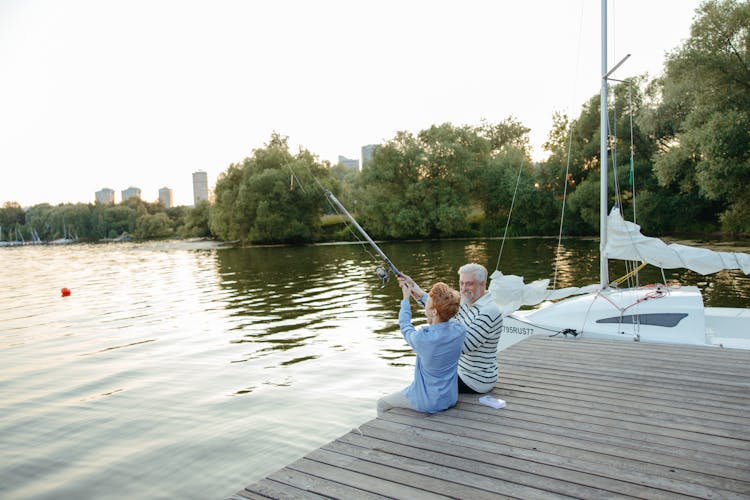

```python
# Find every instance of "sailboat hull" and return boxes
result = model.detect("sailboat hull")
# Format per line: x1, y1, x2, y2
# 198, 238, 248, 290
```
500, 285, 749, 349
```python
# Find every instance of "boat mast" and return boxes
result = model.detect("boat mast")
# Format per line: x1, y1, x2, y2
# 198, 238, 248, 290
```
599, 0, 609, 289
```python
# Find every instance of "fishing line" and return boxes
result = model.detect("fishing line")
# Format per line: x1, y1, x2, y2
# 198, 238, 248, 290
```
294, 162, 382, 264
290, 160, 400, 287
284, 164, 308, 194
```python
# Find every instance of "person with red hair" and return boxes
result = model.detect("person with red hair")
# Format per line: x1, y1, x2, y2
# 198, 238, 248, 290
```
377, 278, 465, 416
403, 263, 503, 394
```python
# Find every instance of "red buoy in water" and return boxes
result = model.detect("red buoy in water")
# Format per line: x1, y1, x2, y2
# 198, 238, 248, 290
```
61, 287, 71, 297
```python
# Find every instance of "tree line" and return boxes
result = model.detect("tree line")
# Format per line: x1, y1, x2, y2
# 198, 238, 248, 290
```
2, 0, 747, 244
0, 198, 211, 243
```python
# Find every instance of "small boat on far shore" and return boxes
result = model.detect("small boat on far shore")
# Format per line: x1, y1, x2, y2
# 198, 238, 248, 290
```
49, 222, 78, 245
99, 232, 131, 243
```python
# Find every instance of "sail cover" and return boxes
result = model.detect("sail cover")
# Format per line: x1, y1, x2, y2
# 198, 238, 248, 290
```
488, 271, 599, 315
488, 209, 750, 314
605, 208, 750, 275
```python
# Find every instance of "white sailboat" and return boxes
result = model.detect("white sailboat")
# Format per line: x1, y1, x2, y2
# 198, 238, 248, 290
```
494, 0, 750, 350
49, 219, 77, 245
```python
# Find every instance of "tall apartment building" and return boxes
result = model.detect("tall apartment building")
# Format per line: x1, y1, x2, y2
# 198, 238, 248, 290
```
121, 186, 141, 201
158, 187, 173, 209
95, 187, 115, 204
338, 155, 359, 170
192, 171, 209, 206
361, 144, 377, 166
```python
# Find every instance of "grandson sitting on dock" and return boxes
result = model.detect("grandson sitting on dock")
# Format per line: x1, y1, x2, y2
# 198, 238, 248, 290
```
377, 279, 465, 416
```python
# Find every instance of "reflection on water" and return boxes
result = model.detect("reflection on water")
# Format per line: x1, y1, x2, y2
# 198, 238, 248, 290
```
1, 237, 749, 499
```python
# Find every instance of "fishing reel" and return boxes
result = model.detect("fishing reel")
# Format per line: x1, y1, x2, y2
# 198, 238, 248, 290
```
375, 266, 390, 288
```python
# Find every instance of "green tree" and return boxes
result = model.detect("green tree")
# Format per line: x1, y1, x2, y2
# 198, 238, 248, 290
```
134, 212, 173, 239
181, 201, 212, 238
475, 148, 558, 236
104, 204, 137, 238
0, 202, 25, 231
0, 201, 26, 239
210, 133, 332, 243
328, 162, 361, 215
478, 117, 532, 158
359, 124, 480, 238
359, 120, 531, 239
539, 72, 721, 236
24, 204, 54, 240
642, 0, 750, 233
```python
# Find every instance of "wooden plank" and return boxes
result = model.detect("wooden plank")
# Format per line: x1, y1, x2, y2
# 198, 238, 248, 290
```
287, 456, 447, 499
444, 404, 749, 474
265, 465, 387, 499
502, 344, 750, 379
232, 337, 750, 500
493, 380, 750, 430
502, 341, 750, 373
515, 336, 750, 363
337, 423, 687, 500
312, 443, 538, 499
236, 477, 327, 499
499, 350, 750, 393
507, 335, 750, 365
456, 396, 750, 461
303, 446, 520, 500
326, 434, 591, 499
493, 379, 749, 432
499, 355, 750, 396
498, 366, 750, 414
500, 350, 750, 386
451, 402, 748, 469
375, 412, 749, 498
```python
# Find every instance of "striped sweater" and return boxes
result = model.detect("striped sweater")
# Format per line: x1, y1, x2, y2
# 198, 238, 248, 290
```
455, 293, 503, 393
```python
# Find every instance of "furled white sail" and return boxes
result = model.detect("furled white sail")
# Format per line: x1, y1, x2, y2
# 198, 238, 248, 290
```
605, 208, 750, 275
488, 271, 599, 315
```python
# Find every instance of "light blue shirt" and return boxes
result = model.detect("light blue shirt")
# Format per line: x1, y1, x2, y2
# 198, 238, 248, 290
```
398, 298, 465, 413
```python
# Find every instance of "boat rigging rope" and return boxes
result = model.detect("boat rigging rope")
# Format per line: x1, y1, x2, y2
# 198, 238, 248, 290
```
495, 162, 523, 272
552, 116, 575, 290
497, 0, 586, 288
608, 79, 643, 289
551, 0, 586, 290
628, 84, 636, 225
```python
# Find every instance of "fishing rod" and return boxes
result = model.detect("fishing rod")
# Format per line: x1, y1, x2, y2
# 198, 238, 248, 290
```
324, 190, 401, 286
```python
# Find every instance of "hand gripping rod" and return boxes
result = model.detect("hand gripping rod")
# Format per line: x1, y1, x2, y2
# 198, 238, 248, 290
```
324, 190, 401, 277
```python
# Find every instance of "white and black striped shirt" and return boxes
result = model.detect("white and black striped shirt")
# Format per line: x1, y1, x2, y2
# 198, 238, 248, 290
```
455, 293, 502, 393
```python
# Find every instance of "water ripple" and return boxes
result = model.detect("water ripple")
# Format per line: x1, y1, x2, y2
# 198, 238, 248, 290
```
1, 238, 748, 499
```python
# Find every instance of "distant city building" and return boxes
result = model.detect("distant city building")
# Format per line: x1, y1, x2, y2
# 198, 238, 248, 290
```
192, 171, 209, 206
338, 155, 359, 170
95, 187, 115, 204
121, 186, 141, 201
158, 187, 173, 209
361, 144, 377, 166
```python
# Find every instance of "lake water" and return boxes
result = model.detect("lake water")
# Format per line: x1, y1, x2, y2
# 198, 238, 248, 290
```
2, 237, 749, 499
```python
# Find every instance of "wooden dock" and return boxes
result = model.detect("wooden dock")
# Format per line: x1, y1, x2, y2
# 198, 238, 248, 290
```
230, 336, 750, 499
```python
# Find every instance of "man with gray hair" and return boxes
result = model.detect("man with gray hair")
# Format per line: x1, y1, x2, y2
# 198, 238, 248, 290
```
404, 262, 503, 394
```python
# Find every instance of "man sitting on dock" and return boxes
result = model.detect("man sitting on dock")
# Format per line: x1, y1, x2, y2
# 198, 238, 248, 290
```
404, 263, 503, 394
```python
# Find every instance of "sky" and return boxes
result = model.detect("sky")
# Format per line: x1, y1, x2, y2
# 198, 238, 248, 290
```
0, 0, 703, 207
